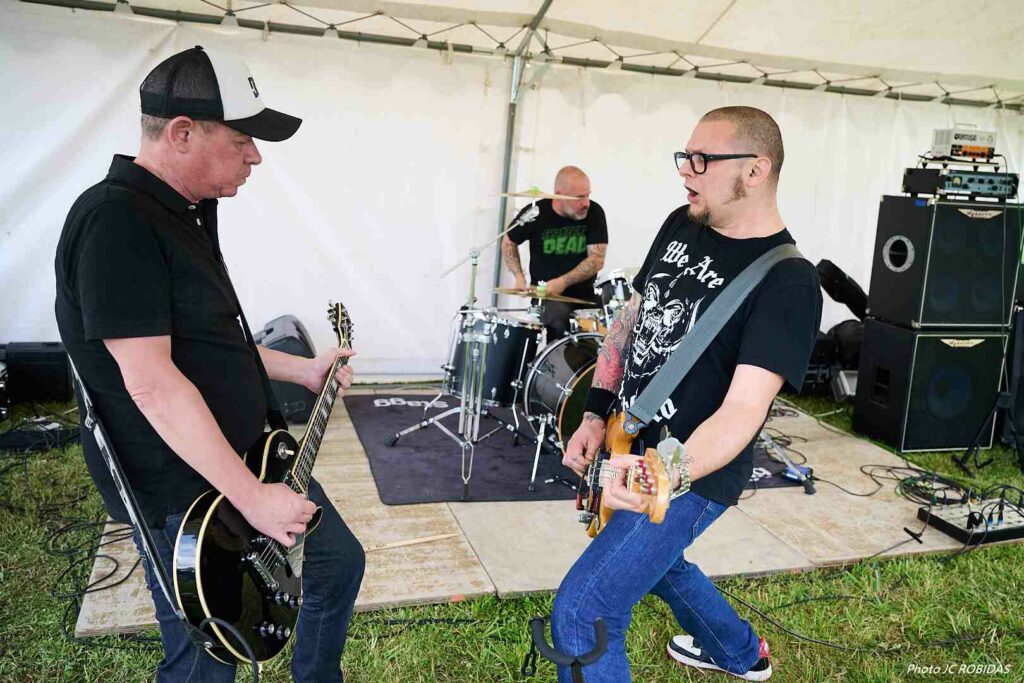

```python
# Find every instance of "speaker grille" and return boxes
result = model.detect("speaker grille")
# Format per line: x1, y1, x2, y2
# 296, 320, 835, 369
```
903, 334, 1004, 450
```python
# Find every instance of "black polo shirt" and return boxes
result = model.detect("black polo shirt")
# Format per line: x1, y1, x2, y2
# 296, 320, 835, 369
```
55, 155, 267, 528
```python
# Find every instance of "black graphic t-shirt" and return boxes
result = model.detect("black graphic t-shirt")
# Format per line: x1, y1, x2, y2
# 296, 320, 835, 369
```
508, 199, 609, 300
620, 206, 822, 506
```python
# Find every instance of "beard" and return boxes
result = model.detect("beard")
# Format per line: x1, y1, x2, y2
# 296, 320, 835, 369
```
687, 174, 746, 227
688, 203, 711, 227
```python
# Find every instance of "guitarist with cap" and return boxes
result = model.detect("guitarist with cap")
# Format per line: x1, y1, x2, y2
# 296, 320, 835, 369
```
55, 47, 363, 682
553, 106, 822, 682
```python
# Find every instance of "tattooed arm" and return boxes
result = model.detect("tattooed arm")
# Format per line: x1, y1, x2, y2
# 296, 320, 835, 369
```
564, 292, 640, 474
547, 243, 607, 295
584, 291, 640, 415
501, 235, 528, 289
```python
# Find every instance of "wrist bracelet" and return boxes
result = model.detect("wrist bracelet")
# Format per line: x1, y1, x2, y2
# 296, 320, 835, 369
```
584, 387, 617, 419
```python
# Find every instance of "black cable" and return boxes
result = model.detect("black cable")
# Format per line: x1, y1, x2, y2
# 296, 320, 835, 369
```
198, 617, 260, 683
719, 584, 1023, 654
0, 421, 162, 654
810, 475, 878, 497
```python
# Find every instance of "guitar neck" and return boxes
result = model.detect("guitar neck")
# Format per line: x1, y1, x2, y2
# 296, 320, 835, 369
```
292, 353, 348, 491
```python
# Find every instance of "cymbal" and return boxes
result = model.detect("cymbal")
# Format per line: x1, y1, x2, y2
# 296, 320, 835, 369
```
494, 287, 593, 305
500, 186, 579, 201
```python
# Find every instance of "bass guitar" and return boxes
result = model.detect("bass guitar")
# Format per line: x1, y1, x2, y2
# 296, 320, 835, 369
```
172, 302, 353, 664
575, 412, 670, 538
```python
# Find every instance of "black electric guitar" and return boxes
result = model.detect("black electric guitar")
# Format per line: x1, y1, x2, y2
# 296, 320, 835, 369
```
173, 302, 353, 664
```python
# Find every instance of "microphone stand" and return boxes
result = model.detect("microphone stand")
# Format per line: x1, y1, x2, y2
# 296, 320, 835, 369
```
440, 202, 540, 307
387, 202, 542, 499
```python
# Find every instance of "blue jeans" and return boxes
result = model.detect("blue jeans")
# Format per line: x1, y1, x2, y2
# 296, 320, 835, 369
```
551, 491, 759, 682
132, 478, 365, 682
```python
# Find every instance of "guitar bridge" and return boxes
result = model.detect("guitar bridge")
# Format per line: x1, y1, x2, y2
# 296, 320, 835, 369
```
244, 551, 280, 593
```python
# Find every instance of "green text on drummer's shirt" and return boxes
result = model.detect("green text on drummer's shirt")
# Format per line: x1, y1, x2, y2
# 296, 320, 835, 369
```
542, 225, 587, 256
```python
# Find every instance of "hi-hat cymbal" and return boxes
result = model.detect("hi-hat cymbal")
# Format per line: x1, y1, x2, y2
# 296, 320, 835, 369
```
494, 287, 593, 305
500, 186, 579, 201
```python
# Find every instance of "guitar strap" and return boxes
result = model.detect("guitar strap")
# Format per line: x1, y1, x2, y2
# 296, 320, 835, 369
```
216, 258, 290, 432
622, 243, 805, 435
70, 359, 214, 651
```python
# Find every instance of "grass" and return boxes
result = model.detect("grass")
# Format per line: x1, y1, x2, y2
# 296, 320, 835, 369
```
1, 396, 1022, 682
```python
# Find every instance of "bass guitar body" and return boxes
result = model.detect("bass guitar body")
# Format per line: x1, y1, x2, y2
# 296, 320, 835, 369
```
576, 413, 670, 538
173, 429, 319, 664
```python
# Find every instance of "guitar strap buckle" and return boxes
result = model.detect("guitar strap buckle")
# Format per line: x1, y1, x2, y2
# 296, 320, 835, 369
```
622, 417, 643, 436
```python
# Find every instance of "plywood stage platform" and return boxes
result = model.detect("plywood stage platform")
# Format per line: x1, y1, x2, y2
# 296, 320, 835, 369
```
76, 392, 976, 638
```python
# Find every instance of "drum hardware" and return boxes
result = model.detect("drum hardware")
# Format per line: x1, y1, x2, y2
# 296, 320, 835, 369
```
390, 204, 545, 497
594, 269, 635, 332
520, 332, 603, 491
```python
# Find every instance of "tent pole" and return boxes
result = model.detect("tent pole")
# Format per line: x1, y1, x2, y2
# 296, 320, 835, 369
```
491, 0, 556, 306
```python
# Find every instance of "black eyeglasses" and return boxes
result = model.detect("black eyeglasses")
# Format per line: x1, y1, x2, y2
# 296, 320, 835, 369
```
674, 151, 757, 174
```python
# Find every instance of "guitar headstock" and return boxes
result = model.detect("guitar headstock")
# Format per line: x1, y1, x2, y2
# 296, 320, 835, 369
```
627, 450, 671, 524
327, 301, 354, 350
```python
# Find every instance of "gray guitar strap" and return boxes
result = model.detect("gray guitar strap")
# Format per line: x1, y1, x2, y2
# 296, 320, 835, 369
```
622, 243, 805, 436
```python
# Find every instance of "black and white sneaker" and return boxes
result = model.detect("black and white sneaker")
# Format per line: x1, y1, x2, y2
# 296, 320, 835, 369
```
667, 634, 772, 681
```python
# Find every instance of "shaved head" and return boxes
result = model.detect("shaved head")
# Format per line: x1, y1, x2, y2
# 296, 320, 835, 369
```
554, 166, 589, 193
700, 106, 784, 182
552, 166, 591, 220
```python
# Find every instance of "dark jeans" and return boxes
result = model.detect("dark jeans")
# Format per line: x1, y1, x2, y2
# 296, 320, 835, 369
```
550, 491, 759, 682
132, 478, 365, 682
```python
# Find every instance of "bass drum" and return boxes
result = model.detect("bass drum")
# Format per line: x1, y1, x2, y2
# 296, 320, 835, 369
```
522, 333, 603, 447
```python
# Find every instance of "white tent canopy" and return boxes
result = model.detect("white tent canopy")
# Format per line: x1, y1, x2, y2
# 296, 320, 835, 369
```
22, 0, 1024, 104
2, 0, 1023, 374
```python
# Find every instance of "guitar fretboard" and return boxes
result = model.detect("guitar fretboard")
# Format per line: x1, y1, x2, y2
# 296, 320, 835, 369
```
292, 356, 346, 491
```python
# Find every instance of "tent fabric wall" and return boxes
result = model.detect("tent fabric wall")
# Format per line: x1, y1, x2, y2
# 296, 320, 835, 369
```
507, 67, 1024, 332
3, 2, 1023, 375
2, 2, 511, 374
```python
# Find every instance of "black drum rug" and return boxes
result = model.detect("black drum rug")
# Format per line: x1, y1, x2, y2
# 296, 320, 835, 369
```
345, 394, 802, 505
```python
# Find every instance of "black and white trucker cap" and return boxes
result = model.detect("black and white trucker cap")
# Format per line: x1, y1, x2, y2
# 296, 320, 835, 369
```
140, 46, 301, 142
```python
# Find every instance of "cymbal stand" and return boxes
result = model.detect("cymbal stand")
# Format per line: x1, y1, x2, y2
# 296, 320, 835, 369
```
387, 207, 541, 499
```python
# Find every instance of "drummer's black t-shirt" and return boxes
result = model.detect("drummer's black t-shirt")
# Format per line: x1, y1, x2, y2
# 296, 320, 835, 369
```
508, 199, 609, 300
620, 206, 822, 506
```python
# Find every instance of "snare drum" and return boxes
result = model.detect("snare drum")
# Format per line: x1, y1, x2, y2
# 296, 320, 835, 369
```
570, 308, 606, 335
444, 310, 541, 407
522, 333, 603, 447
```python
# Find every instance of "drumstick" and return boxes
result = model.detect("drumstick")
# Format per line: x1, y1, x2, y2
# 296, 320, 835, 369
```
363, 533, 459, 553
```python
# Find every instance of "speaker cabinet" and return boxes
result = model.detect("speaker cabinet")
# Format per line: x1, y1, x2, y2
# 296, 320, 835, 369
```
866, 196, 1022, 328
1001, 306, 1024, 446
254, 315, 317, 424
0, 342, 73, 402
853, 319, 1006, 452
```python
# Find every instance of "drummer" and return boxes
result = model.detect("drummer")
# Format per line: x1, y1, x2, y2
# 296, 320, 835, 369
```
501, 166, 608, 339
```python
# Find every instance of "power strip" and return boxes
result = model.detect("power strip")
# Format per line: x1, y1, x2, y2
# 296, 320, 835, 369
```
917, 501, 1024, 545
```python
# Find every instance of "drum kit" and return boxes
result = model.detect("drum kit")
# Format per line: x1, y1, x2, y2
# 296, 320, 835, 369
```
387, 189, 635, 498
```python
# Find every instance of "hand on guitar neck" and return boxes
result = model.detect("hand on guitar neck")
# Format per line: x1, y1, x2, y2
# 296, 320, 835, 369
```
299, 347, 356, 393
570, 412, 672, 536
563, 411, 606, 476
